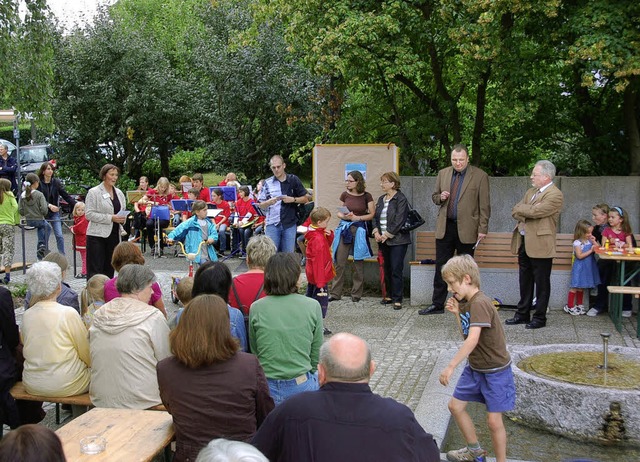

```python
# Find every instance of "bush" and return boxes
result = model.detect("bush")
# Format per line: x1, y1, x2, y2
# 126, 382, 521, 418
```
169, 148, 208, 178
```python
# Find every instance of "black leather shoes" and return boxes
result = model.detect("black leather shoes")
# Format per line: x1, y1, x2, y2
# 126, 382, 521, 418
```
525, 320, 546, 329
328, 296, 340, 302
418, 304, 444, 315
351, 297, 361, 303
505, 316, 529, 325
380, 298, 393, 305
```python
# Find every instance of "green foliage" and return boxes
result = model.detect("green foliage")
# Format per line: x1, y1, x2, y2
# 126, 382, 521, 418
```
168, 148, 208, 179
0, 0, 57, 130
9, 283, 27, 299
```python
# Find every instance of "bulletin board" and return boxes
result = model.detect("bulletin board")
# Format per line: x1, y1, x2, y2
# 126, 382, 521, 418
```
312, 144, 399, 230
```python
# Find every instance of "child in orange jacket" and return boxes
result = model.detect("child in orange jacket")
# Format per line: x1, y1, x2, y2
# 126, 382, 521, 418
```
304, 207, 335, 335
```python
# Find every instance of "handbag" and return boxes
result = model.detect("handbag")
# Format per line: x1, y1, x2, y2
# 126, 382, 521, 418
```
400, 206, 425, 233
360, 193, 374, 238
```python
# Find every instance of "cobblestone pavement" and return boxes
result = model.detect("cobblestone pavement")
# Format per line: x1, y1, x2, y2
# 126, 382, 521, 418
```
5, 228, 639, 461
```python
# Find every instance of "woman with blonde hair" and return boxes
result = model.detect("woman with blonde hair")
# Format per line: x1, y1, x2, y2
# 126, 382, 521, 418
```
157, 294, 273, 462
146, 176, 175, 256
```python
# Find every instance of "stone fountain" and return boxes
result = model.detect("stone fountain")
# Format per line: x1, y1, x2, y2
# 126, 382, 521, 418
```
509, 342, 640, 446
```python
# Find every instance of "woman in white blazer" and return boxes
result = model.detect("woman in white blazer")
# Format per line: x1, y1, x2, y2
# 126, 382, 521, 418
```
85, 164, 127, 278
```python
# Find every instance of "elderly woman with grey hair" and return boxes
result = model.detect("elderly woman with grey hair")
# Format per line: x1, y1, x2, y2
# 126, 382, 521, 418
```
196, 438, 268, 462
21, 261, 91, 397
228, 235, 277, 317
89, 264, 170, 409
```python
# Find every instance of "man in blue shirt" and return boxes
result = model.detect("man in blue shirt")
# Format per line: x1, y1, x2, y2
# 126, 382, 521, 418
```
252, 333, 440, 462
258, 155, 308, 252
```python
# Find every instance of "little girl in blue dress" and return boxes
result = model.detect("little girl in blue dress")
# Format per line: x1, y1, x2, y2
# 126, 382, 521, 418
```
564, 219, 601, 315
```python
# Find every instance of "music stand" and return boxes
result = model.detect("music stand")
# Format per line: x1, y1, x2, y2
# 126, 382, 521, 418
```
149, 205, 170, 258
170, 199, 194, 213
126, 190, 146, 204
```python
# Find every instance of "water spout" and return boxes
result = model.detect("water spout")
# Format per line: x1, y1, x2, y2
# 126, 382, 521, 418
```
599, 333, 611, 370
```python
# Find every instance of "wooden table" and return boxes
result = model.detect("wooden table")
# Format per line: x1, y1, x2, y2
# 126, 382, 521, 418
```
56, 408, 174, 461
594, 247, 640, 335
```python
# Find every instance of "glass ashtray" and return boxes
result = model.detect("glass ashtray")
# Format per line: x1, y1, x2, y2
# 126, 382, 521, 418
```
80, 436, 107, 454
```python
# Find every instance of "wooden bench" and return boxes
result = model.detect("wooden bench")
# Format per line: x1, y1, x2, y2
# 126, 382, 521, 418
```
7, 382, 166, 428
608, 286, 640, 338
410, 231, 574, 307
412, 231, 573, 270
9, 382, 92, 428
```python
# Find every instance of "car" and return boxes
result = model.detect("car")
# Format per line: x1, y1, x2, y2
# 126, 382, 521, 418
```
12, 143, 56, 180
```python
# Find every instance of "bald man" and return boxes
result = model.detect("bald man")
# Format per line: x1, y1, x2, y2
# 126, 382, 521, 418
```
252, 333, 440, 462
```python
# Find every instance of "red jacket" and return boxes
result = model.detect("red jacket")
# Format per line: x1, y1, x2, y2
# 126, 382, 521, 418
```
305, 226, 335, 287
71, 215, 88, 248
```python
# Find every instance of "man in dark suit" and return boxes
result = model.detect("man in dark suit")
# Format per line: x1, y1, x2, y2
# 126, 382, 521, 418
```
419, 144, 491, 315
506, 160, 564, 329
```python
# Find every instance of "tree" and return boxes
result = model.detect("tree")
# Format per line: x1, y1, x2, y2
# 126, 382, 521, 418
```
52, 9, 189, 178
0, 0, 57, 131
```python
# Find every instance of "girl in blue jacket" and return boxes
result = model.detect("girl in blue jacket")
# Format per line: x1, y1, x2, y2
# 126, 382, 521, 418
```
167, 200, 218, 267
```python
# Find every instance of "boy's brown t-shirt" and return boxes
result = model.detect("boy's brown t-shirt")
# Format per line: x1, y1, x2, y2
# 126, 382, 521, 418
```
459, 291, 511, 372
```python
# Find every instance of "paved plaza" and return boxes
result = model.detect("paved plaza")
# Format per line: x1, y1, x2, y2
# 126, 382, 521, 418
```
6, 228, 639, 461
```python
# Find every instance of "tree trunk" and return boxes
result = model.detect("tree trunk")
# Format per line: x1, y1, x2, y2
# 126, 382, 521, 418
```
471, 68, 491, 167
159, 141, 170, 178
623, 76, 640, 176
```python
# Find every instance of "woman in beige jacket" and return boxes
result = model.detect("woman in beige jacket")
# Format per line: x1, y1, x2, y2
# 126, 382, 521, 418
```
85, 164, 127, 278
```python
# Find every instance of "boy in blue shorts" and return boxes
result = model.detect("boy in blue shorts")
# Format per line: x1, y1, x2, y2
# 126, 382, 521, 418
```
439, 255, 515, 462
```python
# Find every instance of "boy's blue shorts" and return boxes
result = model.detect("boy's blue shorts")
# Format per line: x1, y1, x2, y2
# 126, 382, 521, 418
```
453, 364, 516, 413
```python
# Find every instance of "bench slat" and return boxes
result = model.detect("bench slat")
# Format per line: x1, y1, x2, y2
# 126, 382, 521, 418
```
10, 382, 92, 406
607, 286, 640, 296
414, 231, 574, 270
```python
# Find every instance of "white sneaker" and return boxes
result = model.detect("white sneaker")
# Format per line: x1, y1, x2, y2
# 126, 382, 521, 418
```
563, 305, 581, 316
576, 305, 587, 315
622, 310, 632, 318
446, 446, 487, 462
586, 307, 600, 317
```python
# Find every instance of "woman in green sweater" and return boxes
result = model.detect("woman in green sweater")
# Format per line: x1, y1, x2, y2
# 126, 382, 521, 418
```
248, 252, 324, 405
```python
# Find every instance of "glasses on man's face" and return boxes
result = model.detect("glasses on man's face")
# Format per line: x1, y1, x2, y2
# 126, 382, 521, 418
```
271, 164, 284, 171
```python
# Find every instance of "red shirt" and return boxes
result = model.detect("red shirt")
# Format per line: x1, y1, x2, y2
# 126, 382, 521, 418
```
235, 198, 256, 221
229, 272, 267, 316
198, 187, 211, 203
214, 200, 231, 225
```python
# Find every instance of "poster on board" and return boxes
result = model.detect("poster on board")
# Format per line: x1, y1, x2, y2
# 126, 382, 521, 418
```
312, 144, 399, 230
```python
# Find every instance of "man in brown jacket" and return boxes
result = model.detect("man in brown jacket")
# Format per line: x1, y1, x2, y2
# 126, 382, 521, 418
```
419, 144, 491, 315
506, 160, 564, 329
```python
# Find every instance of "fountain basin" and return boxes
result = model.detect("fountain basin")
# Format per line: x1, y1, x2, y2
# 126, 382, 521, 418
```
510, 344, 640, 446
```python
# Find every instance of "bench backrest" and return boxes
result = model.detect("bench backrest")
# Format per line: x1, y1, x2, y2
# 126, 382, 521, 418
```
414, 231, 574, 271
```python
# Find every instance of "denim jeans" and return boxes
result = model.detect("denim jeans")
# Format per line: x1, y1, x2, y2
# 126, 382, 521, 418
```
267, 371, 318, 406
44, 212, 65, 254
27, 219, 50, 257
232, 226, 253, 252
265, 223, 297, 253
218, 223, 228, 252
